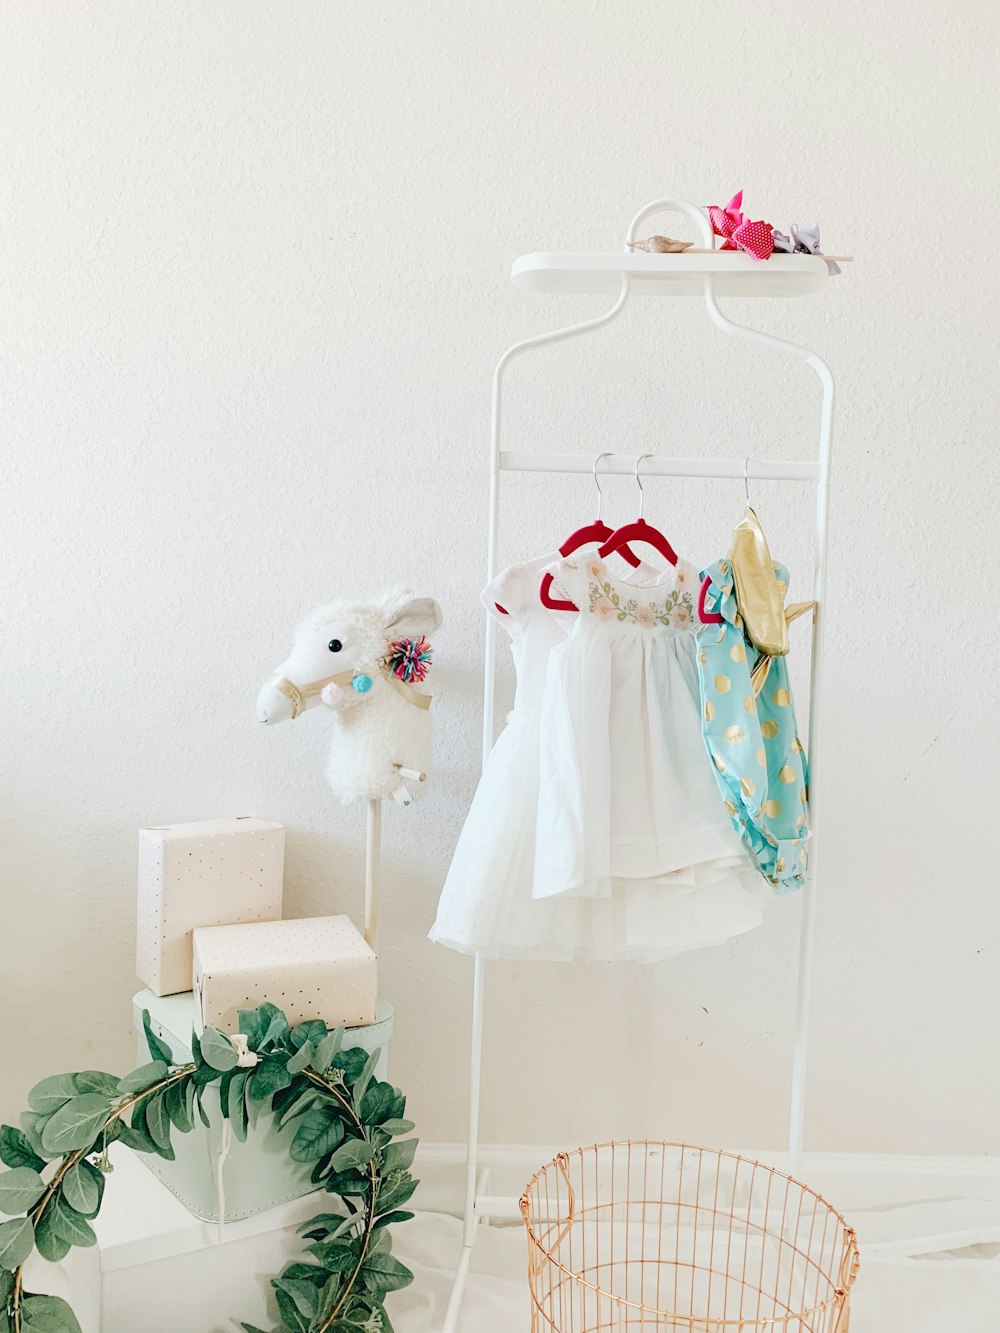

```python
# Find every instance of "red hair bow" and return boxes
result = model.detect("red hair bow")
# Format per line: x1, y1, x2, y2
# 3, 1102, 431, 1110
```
706, 190, 775, 262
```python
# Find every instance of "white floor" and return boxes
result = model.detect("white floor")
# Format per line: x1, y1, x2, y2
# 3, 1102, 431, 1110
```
33, 1146, 1000, 1331
392, 1153, 1000, 1332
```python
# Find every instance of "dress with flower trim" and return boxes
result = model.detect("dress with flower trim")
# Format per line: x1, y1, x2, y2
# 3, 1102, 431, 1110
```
532, 552, 768, 956
430, 549, 753, 961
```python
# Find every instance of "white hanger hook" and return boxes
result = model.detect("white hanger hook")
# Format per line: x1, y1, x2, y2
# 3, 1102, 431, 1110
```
592, 451, 613, 522
635, 453, 654, 520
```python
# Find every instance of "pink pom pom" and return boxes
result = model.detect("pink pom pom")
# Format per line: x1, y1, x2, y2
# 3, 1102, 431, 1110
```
321, 682, 344, 706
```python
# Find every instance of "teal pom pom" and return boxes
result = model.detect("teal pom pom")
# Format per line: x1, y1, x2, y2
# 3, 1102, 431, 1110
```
352, 673, 373, 694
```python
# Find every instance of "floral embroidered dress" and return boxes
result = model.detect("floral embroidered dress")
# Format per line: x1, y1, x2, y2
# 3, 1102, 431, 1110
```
532, 553, 769, 958
696, 557, 810, 893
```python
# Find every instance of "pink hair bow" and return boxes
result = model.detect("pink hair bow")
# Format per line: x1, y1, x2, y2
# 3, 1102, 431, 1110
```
706, 190, 775, 262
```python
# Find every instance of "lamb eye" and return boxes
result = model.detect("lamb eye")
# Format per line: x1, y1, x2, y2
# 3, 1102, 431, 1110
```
328, 639, 342, 653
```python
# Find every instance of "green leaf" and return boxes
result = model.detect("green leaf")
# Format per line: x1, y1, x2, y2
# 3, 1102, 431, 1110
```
18, 1113, 50, 1161
114, 1121, 157, 1154
313, 1029, 344, 1073
351, 1050, 381, 1114
240, 1326, 274, 1333
162, 1077, 192, 1130
297, 1212, 355, 1240
73, 1071, 121, 1099
20, 1292, 83, 1332
33, 1206, 72, 1263
237, 1008, 264, 1047
332, 1048, 367, 1084
329, 1138, 374, 1173
258, 1005, 289, 1049
248, 1058, 292, 1103
290, 1110, 344, 1164
289, 1020, 327, 1051
0, 1125, 46, 1173
142, 1010, 174, 1065
227, 1070, 249, 1144
164, 1080, 192, 1135
77, 1076, 118, 1105
277, 1090, 320, 1131
0, 1216, 34, 1269
359, 1081, 396, 1126
305, 1239, 356, 1272
144, 1093, 172, 1153
272, 1285, 309, 1333
116, 1062, 168, 1095
375, 1176, 417, 1212
27, 1076, 78, 1116
199, 1028, 238, 1072
383, 1138, 418, 1173
360, 1250, 414, 1294
0, 1167, 46, 1215
379, 1118, 415, 1136
41, 1096, 111, 1155
286, 1043, 313, 1076
372, 1209, 414, 1230
61, 1162, 99, 1216
49, 1196, 96, 1248
273, 1275, 321, 1320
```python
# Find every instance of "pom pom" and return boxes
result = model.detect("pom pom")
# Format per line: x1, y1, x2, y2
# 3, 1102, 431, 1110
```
386, 635, 433, 684
352, 673, 373, 694
320, 682, 344, 706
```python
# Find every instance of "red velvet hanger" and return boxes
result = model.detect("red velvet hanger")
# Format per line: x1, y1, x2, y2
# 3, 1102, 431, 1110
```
597, 454, 678, 567
540, 454, 641, 612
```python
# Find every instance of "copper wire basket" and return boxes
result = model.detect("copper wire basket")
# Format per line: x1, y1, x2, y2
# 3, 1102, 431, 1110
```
520, 1142, 859, 1332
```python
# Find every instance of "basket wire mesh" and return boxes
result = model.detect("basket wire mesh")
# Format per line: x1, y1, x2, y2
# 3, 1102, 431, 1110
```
520, 1141, 859, 1332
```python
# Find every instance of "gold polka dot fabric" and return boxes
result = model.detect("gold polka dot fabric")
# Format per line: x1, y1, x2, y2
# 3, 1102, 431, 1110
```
696, 557, 810, 894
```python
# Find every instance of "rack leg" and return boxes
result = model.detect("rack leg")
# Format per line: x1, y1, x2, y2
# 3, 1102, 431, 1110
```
462, 952, 486, 1246
364, 797, 381, 952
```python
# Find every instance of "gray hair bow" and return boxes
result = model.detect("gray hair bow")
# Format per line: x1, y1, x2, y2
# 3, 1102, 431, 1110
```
772, 222, 841, 276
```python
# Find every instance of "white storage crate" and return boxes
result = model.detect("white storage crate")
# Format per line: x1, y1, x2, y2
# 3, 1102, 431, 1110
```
131, 988, 394, 1223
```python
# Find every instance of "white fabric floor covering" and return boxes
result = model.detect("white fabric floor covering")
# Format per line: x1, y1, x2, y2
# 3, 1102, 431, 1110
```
387, 1195, 1000, 1331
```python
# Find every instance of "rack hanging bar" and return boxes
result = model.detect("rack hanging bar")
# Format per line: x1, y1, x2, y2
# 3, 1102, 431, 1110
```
499, 451, 819, 483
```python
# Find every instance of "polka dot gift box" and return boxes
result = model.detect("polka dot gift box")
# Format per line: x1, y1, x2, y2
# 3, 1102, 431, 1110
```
136, 816, 284, 997
192, 914, 378, 1034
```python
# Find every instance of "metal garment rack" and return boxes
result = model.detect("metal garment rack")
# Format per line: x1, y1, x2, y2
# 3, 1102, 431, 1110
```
441, 199, 835, 1332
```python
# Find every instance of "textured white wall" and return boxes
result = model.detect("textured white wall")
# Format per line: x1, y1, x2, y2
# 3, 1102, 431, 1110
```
2, 1, 998, 1157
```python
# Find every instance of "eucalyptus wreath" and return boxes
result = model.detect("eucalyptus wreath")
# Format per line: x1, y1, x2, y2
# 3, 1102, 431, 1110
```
0, 1003, 417, 1333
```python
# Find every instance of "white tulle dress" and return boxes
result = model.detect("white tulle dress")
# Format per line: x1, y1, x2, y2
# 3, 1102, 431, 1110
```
532, 552, 767, 953
429, 548, 768, 962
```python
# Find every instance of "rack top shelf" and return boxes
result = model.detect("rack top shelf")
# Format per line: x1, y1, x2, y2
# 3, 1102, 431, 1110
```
511, 250, 829, 298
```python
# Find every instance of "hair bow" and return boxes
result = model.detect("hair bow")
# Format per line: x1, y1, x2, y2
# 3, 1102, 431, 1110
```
706, 190, 774, 261
772, 223, 841, 276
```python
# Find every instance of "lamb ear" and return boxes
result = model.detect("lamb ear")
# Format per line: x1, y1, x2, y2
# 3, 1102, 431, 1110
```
384, 595, 443, 639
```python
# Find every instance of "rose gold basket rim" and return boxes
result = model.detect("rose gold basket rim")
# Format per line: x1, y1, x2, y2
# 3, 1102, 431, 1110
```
519, 1139, 860, 1330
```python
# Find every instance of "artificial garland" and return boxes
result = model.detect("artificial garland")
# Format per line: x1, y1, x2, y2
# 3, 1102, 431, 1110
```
0, 1003, 417, 1333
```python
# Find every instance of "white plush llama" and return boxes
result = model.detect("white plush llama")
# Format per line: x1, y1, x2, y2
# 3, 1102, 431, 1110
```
257, 589, 442, 805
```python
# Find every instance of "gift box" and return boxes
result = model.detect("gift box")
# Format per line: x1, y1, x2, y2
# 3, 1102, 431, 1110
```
192, 914, 378, 1033
131, 988, 394, 1223
136, 816, 284, 997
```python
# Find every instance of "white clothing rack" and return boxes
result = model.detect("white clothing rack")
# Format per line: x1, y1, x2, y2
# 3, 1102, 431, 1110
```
442, 198, 836, 1333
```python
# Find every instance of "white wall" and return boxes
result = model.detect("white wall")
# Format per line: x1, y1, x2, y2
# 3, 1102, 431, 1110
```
2, 1, 998, 1157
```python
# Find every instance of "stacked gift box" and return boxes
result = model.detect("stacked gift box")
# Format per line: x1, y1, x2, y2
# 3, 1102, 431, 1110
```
132, 815, 393, 1222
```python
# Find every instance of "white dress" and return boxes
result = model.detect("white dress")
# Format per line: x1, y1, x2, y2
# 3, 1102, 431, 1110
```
429, 550, 766, 962
533, 551, 767, 954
